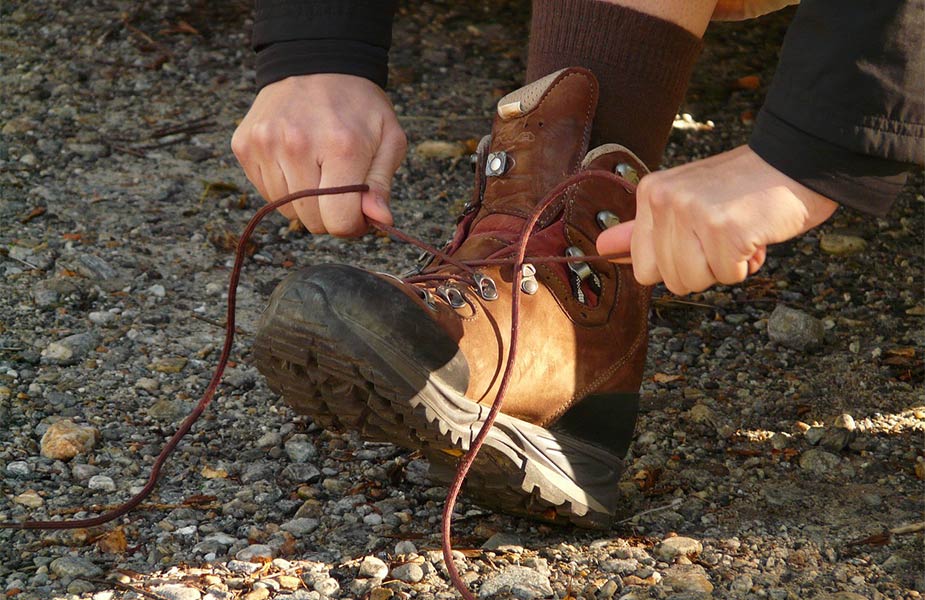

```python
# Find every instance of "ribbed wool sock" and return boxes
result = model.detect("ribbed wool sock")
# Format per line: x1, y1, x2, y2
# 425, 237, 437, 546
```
527, 0, 703, 169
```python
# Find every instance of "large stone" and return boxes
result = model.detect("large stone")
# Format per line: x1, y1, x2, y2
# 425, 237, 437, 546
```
358, 556, 389, 579
150, 584, 202, 600
799, 448, 842, 476
662, 564, 714, 594
656, 537, 703, 561
390, 563, 424, 583
42, 332, 98, 364
768, 305, 824, 351
479, 566, 553, 599
40, 420, 99, 460
49, 556, 102, 579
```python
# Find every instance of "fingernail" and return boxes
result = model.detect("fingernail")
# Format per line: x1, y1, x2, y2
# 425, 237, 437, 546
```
373, 194, 389, 209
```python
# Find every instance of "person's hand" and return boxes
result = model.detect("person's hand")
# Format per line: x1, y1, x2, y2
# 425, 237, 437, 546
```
597, 145, 838, 295
231, 73, 407, 236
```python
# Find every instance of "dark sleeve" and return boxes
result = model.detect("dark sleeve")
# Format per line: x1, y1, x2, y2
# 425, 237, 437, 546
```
748, 0, 924, 216
253, 0, 398, 90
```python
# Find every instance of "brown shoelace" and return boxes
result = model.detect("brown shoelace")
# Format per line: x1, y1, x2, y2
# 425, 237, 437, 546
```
1, 171, 632, 600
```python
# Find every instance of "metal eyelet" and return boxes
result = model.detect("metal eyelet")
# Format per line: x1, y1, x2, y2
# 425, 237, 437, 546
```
520, 264, 539, 295
485, 151, 509, 177
473, 272, 499, 301
415, 288, 438, 310
615, 162, 639, 184
565, 246, 593, 281
595, 210, 621, 230
436, 285, 467, 309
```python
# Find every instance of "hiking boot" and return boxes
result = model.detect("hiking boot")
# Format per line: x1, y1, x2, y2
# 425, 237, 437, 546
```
253, 67, 652, 528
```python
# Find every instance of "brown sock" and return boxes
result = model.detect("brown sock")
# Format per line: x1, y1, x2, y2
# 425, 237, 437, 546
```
527, 0, 703, 169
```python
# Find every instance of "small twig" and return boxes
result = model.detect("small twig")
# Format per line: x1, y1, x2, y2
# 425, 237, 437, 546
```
0, 347, 24, 352
150, 117, 214, 139
110, 144, 147, 158
890, 521, 925, 535
88, 578, 168, 600
190, 312, 247, 335
3, 254, 39, 270
616, 498, 684, 524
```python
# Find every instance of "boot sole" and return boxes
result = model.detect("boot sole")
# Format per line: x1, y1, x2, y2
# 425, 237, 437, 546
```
252, 275, 630, 529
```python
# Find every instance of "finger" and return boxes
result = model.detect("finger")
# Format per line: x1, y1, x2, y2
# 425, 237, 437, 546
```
596, 221, 633, 264
318, 156, 369, 237
699, 224, 750, 285
674, 229, 716, 293
748, 246, 766, 275
653, 211, 688, 295
240, 159, 298, 221
279, 158, 324, 233
260, 161, 304, 223
361, 127, 406, 226
630, 188, 661, 286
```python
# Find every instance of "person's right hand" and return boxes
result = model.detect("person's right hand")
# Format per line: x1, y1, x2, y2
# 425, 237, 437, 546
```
231, 73, 407, 236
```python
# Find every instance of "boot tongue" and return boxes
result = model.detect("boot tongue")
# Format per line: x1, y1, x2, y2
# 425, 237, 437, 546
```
474, 67, 599, 226
451, 68, 599, 261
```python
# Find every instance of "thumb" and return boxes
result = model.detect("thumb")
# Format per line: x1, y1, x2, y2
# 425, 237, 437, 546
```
596, 220, 634, 264
361, 128, 406, 227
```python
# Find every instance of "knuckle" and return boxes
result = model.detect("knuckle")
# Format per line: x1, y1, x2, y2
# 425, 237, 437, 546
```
281, 126, 310, 154
250, 122, 275, 148
230, 130, 248, 159
323, 130, 360, 159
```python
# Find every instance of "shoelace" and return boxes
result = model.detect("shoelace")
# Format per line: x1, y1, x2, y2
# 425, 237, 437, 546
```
1, 171, 633, 600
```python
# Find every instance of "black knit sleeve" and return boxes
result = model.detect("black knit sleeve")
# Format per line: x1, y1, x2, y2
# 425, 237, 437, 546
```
252, 0, 398, 90
748, 0, 924, 216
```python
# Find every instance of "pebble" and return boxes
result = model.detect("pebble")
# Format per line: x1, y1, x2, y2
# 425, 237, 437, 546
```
819, 233, 867, 256
313, 577, 340, 596
805, 426, 826, 445
151, 584, 203, 600
87, 474, 116, 491
390, 562, 424, 583
284, 435, 318, 463
42, 332, 98, 363
481, 532, 524, 553
6, 461, 31, 477
13, 490, 43, 508
799, 448, 842, 475
414, 140, 467, 159
768, 304, 824, 351
358, 556, 389, 579
150, 357, 188, 373
88, 311, 117, 326
235, 545, 274, 562
394, 540, 418, 555
243, 588, 270, 600
280, 518, 320, 537
74, 253, 117, 281
40, 420, 99, 460
662, 565, 714, 594
256, 431, 282, 448
49, 556, 102, 579
282, 463, 321, 483
136, 377, 160, 392
656, 537, 703, 561
479, 566, 554, 599
72, 463, 100, 481
820, 427, 856, 452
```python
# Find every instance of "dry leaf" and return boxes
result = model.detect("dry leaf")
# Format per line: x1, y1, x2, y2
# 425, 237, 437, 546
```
735, 75, 761, 90
97, 527, 127, 554
653, 373, 682, 383
201, 465, 228, 479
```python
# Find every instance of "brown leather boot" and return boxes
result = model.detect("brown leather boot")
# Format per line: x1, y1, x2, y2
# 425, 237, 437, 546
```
253, 68, 651, 528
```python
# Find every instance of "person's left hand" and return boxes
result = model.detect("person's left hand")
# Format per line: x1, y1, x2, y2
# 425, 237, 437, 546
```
597, 145, 839, 296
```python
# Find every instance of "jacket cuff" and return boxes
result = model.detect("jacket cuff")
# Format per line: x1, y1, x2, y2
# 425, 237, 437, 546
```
749, 108, 914, 217
256, 39, 390, 90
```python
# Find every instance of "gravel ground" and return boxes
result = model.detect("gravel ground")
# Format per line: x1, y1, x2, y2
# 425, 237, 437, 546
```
1, 1, 923, 599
